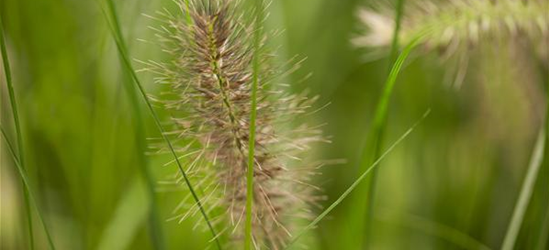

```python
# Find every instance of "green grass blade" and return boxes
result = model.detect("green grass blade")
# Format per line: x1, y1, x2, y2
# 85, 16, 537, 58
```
0, 10, 22, 170
0, 126, 56, 250
501, 126, 546, 250
387, 0, 405, 68
352, 31, 420, 249
355, 1, 406, 247
99, 1, 222, 249
245, 1, 264, 249
0, 15, 36, 250
21, 188, 34, 249
285, 110, 431, 249
501, 75, 549, 250
102, 1, 166, 249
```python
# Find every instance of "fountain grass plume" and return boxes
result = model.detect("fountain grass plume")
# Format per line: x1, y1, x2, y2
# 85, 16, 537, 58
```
354, 0, 548, 60
143, 0, 327, 248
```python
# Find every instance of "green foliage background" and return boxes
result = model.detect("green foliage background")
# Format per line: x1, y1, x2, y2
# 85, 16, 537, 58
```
1, 0, 547, 249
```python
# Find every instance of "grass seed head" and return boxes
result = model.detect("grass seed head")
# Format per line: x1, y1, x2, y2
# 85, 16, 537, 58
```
354, 0, 549, 58
147, 0, 326, 248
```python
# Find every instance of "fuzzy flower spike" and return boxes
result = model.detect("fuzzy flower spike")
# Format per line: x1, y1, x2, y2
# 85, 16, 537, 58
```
354, 0, 549, 61
145, 0, 326, 248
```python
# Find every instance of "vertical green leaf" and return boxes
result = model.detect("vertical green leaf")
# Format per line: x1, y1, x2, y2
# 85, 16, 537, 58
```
0, 126, 56, 250
0, 14, 55, 250
354, 0, 406, 247
245, 1, 264, 249
501, 67, 549, 250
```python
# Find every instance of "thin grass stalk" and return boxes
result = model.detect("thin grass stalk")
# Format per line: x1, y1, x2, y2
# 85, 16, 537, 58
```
99, 1, 222, 249
501, 68, 549, 250
357, 1, 406, 247
387, 0, 405, 68
501, 116, 546, 250
102, 1, 167, 249
0, 15, 36, 250
285, 110, 430, 249
0, 126, 56, 250
245, 0, 263, 249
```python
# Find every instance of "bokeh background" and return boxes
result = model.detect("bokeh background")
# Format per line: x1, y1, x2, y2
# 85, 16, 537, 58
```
1, 0, 548, 249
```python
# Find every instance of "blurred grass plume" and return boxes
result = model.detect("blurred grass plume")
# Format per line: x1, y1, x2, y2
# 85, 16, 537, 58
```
354, 0, 548, 59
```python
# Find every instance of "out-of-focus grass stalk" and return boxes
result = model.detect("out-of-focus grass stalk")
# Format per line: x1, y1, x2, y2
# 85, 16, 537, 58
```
387, 0, 405, 69
285, 109, 430, 249
0, 126, 56, 250
102, 0, 166, 249
0, 15, 36, 250
501, 72, 549, 250
245, 1, 263, 249
99, 1, 222, 249
501, 127, 545, 250
355, 0, 405, 247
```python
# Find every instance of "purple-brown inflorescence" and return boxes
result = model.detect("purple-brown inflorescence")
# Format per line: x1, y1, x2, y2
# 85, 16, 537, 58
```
144, 0, 326, 248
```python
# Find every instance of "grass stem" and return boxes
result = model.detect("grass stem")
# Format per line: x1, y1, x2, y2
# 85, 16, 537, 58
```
1, 15, 37, 250
102, 0, 166, 249
501, 119, 546, 250
0, 126, 56, 250
501, 65, 549, 250
245, 1, 263, 249
100, 1, 221, 249
285, 110, 430, 249
359, 0, 405, 247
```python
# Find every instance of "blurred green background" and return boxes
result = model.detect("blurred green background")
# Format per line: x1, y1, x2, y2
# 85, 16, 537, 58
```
1, 0, 548, 249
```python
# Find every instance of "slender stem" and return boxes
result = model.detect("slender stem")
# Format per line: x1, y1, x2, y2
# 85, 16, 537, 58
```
100, 1, 222, 249
285, 110, 430, 249
102, 1, 167, 249
245, 1, 263, 249
388, 0, 405, 70
501, 119, 546, 250
501, 64, 549, 250
206, 20, 246, 155
0, 126, 56, 250
357, 1, 406, 246
0, 15, 35, 250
